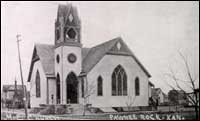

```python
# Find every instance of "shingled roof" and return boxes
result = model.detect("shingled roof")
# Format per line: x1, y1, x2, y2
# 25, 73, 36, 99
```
82, 37, 151, 77
28, 44, 91, 82
82, 48, 91, 60
28, 37, 151, 82
27, 44, 55, 82
82, 37, 119, 73
35, 44, 55, 75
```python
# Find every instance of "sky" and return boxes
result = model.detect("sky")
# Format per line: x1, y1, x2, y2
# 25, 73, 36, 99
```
1, 1, 199, 93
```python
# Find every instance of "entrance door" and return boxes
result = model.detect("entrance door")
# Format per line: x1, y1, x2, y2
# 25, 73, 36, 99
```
66, 72, 78, 104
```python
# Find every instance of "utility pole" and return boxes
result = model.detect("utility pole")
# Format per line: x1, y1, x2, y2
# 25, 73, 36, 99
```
13, 78, 17, 111
16, 34, 28, 119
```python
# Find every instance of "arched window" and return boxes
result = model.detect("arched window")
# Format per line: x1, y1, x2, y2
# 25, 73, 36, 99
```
56, 29, 60, 40
81, 78, 84, 98
56, 54, 60, 64
36, 70, 41, 98
123, 71, 128, 95
56, 73, 61, 104
97, 76, 103, 96
135, 77, 140, 96
112, 65, 127, 96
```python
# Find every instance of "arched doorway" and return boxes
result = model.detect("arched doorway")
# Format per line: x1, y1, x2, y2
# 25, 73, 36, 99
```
66, 72, 78, 104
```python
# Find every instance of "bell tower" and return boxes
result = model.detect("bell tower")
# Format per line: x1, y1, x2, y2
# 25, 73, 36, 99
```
55, 4, 81, 46
54, 4, 82, 104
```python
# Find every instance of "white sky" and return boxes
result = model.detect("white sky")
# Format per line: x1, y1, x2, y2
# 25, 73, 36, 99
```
1, 1, 199, 93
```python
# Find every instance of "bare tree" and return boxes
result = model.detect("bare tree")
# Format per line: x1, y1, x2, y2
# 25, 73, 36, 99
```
125, 93, 136, 112
165, 51, 199, 119
82, 78, 96, 116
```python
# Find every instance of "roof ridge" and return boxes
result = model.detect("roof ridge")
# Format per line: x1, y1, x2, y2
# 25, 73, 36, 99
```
82, 37, 122, 73
92, 36, 121, 49
28, 44, 55, 82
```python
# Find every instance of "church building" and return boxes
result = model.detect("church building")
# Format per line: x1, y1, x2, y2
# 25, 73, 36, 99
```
28, 4, 152, 108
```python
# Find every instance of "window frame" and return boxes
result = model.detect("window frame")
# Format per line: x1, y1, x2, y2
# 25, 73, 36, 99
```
81, 78, 84, 98
56, 54, 60, 64
112, 65, 128, 96
56, 29, 60, 40
135, 77, 140, 96
97, 76, 103, 96
35, 70, 41, 98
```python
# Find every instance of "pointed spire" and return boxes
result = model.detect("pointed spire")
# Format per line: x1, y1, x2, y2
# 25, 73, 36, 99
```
57, 3, 80, 25
55, 3, 81, 45
57, 3, 72, 18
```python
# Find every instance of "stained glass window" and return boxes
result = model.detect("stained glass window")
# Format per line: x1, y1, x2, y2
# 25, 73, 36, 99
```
112, 65, 127, 96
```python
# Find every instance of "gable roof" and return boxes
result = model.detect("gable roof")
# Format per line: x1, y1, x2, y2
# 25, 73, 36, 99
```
82, 48, 91, 60
82, 37, 119, 73
28, 37, 151, 82
28, 44, 91, 82
152, 88, 166, 97
35, 44, 55, 75
27, 44, 55, 82
82, 37, 151, 77
149, 81, 155, 87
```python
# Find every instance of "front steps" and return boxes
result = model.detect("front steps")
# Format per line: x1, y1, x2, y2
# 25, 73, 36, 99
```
68, 104, 102, 115
68, 104, 89, 115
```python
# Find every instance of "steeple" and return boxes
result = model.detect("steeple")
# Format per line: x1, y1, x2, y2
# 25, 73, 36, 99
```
54, 4, 82, 104
55, 4, 81, 47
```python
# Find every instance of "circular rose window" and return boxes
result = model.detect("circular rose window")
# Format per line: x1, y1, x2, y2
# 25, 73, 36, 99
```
68, 53, 77, 63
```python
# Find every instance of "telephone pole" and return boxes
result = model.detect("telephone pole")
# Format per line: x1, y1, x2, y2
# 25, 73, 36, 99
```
16, 34, 28, 119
